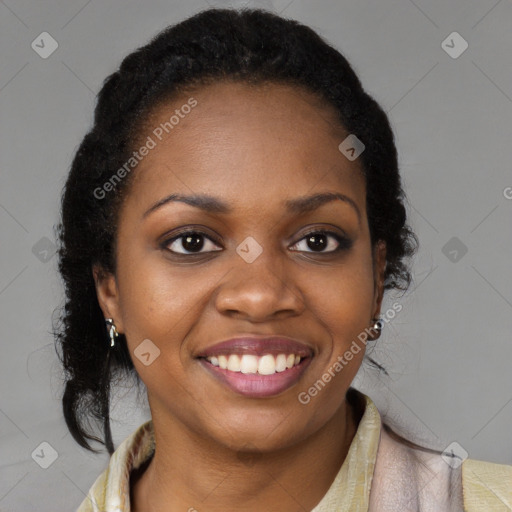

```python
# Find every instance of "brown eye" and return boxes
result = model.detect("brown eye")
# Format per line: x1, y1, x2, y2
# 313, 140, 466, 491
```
164, 231, 222, 255
290, 230, 352, 254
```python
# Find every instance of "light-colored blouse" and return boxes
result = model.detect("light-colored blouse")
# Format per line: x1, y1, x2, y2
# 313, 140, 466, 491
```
77, 389, 512, 511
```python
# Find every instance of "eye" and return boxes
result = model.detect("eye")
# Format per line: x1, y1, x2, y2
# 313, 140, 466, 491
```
161, 228, 351, 256
290, 230, 352, 254
163, 230, 222, 255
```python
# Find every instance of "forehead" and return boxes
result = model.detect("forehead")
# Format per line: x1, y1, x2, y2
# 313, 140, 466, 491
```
124, 80, 366, 216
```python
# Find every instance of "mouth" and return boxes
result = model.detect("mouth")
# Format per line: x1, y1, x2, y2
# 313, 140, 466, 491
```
196, 336, 314, 398
207, 352, 305, 374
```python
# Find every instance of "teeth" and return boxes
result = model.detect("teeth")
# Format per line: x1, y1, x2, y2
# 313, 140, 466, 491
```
258, 354, 276, 375
275, 354, 287, 372
227, 354, 241, 371
206, 353, 303, 375
240, 354, 258, 374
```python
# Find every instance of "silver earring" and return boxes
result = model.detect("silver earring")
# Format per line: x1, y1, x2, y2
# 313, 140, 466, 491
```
370, 317, 383, 339
105, 318, 118, 348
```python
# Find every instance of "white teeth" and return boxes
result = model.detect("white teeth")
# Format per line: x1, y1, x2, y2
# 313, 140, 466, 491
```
206, 353, 303, 375
240, 354, 258, 374
275, 354, 287, 372
227, 354, 241, 371
258, 354, 276, 375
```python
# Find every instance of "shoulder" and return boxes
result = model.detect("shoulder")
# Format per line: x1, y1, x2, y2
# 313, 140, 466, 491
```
76, 420, 155, 511
76, 469, 108, 511
360, 390, 512, 511
462, 458, 512, 511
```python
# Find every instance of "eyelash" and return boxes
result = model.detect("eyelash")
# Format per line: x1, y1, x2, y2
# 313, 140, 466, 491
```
161, 228, 352, 256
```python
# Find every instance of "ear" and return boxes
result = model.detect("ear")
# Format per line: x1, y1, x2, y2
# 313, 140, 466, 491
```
92, 264, 124, 333
371, 240, 387, 319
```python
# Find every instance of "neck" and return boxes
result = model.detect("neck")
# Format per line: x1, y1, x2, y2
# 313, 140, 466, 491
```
132, 396, 361, 512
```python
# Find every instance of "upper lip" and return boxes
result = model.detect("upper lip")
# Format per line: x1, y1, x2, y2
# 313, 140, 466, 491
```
196, 335, 314, 358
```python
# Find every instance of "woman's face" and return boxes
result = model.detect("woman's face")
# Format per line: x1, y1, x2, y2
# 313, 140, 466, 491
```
95, 80, 386, 452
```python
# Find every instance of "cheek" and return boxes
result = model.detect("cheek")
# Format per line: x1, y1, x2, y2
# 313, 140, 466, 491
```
308, 247, 376, 333
296, 256, 374, 423
301, 245, 375, 394
116, 250, 220, 380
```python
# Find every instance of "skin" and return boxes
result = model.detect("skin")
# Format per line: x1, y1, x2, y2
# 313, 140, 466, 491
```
94, 80, 386, 511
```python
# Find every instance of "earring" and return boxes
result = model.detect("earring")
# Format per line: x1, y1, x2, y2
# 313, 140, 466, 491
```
370, 317, 383, 340
105, 318, 119, 348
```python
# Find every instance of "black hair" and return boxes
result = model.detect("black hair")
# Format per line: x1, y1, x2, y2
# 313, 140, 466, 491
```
53, 7, 418, 454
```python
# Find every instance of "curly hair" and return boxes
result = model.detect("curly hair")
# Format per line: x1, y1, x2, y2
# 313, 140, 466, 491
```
53, 7, 418, 454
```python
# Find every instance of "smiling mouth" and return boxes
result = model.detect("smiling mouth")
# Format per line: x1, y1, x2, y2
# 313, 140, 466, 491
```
198, 353, 312, 398
196, 336, 314, 397
205, 353, 304, 375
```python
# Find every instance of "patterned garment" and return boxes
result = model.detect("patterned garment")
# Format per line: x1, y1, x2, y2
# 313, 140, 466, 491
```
77, 389, 512, 511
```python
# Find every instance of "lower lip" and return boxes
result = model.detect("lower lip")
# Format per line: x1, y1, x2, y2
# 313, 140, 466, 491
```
199, 358, 312, 398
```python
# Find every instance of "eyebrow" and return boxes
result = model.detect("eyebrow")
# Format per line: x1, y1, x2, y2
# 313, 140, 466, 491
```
142, 191, 361, 223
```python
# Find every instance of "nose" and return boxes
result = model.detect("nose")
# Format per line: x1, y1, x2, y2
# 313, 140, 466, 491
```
214, 246, 305, 322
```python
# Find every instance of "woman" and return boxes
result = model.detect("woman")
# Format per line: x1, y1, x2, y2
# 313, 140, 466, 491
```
54, 7, 511, 511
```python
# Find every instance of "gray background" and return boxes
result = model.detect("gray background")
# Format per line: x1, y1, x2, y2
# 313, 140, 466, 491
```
1, 0, 511, 510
